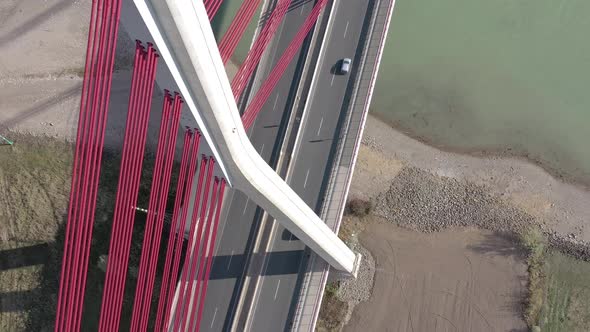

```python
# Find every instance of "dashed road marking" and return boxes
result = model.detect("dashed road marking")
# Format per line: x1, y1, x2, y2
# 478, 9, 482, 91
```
274, 279, 281, 300
242, 198, 249, 215
210, 307, 218, 328
273, 94, 279, 110
344, 21, 349, 38
227, 250, 234, 270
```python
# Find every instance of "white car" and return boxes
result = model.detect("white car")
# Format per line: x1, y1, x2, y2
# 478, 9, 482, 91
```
340, 58, 351, 74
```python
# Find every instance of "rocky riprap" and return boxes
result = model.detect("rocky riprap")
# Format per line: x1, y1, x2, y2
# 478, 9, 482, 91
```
375, 167, 535, 234
337, 245, 375, 325
374, 166, 590, 261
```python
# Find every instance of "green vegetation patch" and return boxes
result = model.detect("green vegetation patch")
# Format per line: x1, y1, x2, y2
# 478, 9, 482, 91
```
520, 227, 590, 331
539, 251, 590, 332
317, 282, 348, 332
0, 134, 179, 330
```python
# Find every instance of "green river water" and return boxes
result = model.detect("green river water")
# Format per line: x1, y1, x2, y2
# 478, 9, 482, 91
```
373, 0, 590, 185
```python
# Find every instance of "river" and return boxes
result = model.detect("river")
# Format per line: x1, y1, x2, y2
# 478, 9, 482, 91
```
372, 0, 590, 185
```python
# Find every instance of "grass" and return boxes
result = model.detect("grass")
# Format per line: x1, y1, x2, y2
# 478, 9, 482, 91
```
521, 227, 547, 327
316, 282, 348, 332
538, 251, 590, 332
520, 227, 590, 331
0, 133, 180, 330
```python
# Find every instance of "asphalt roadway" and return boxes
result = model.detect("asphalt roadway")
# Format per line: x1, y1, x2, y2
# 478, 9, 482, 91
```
247, 0, 371, 330
198, 1, 317, 331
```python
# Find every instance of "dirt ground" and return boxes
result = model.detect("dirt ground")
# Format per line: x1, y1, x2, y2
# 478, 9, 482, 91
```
345, 221, 528, 332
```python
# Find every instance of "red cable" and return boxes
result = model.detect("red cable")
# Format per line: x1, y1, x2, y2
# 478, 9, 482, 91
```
223, 0, 259, 62
110, 48, 158, 330
138, 94, 183, 332
97, 41, 144, 332
72, 0, 124, 328
162, 132, 201, 331
153, 130, 192, 332
111, 50, 158, 330
104, 42, 146, 331
130, 93, 172, 331
243, 0, 329, 128
209, 0, 224, 20
179, 159, 216, 332
218, 0, 262, 64
243, 0, 329, 129
106, 44, 150, 332
66, 0, 115, 328
187, 176, 220, 332
194, 178, 227, 330
101, 42, 158, 331
112, 49, 159, 330
231, 0, 293, 99
172, 156, 208, 331
54, 0, 100, 328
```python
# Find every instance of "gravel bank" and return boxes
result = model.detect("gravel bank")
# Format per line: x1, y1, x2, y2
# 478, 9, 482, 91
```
374, 166, 590, 261
375, 167, 535, 233
337, 244, 375, 326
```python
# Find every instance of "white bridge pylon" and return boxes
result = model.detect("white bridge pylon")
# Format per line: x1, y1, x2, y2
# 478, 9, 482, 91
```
133, 0, 360, 275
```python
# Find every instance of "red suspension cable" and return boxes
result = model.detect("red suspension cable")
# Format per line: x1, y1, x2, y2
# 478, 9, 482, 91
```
209, 0, 224, 20
138, 94, 183, 332
186, 174, 220, 332
172, 156, 209, 331
218, 0, 263, 64
231, 0, 294, 100
98, 41, 158, 332
55, 0, 123, 330
154, 130, 200, 331
129, 93, 173, 331
242, 0, 330, 130
178, 158, 216, 331
161, 132, 202, 331
194, 177, 227, 330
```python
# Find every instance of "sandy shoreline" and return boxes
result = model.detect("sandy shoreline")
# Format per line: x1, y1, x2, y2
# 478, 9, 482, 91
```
356, 115, 590, 245
371, 111, 590, 190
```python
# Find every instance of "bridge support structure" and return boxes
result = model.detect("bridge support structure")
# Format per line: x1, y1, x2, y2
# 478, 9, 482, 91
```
132, 0, 361, 276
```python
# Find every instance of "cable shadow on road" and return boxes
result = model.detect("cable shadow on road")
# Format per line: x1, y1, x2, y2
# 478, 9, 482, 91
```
209, 249, 306, 280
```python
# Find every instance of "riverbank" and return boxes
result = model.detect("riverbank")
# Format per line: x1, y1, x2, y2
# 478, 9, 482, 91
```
317, 114, 590, 330
358, 116, 590, 246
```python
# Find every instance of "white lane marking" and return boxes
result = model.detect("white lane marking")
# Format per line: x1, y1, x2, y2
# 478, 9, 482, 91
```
242, 198, 249, 215
210, 307, 218, 328
227, 250, 234, 270
272, 94, 279, 110
317, 117, 324, 136
330, 73, 335, 86
260, 144, 265, 155
274, 279, 281, 300
300, 3, 305, 15
344, 21, 349, 38
303, 169, 310, 188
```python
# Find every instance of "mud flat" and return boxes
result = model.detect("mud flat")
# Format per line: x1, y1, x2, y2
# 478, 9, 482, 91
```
345, 222, 528, 332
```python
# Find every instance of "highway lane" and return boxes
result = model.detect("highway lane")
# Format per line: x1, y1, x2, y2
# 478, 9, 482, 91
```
198, 1, 317, 331
247, 0, 371, 330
